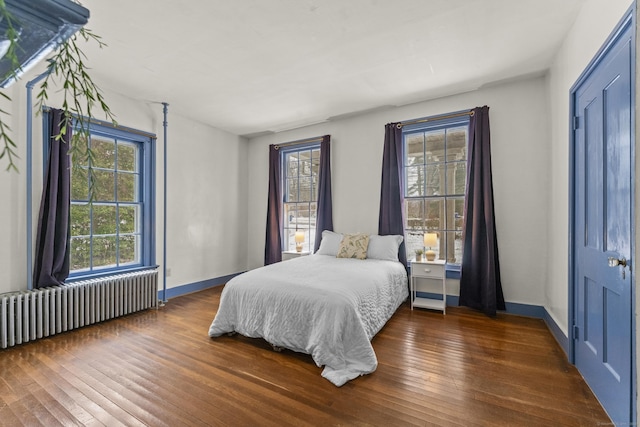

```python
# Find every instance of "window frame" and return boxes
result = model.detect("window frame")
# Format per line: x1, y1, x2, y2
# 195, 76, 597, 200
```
43, 114, 156, 281
402, 112, 470, 275
280, 142, 321, 253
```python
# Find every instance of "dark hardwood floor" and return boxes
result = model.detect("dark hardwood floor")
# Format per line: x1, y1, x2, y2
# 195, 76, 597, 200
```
0, 286, 610, 426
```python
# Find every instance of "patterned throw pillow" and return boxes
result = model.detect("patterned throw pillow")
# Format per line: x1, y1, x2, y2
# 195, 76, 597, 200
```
336, 233, 370, 260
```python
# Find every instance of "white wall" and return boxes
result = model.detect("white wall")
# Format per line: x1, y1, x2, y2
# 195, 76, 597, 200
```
0, 80, 24, 294
247, 77, 550, 307
0, 62, 249, 295
545, 0, 633, 335
164, 109, 248, 288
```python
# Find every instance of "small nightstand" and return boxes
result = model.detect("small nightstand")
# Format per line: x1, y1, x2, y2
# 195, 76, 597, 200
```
281, 251, 310, 261
410, 259, 446, 314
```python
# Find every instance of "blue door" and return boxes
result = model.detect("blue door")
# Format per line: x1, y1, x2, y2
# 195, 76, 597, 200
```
572, 14, 633, 425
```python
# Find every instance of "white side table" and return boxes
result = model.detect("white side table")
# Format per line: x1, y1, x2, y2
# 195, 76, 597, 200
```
410, 259, 446, 314
282, 251, 310, 261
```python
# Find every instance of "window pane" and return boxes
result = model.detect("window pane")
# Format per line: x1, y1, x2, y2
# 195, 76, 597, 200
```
91, 137, 116, 169
92, 205, 117, 235
452, 161, 467, 194
117, 143, 137, 172
92, 236, 117, 268
119, 205, 138, 234
446, 197, 465, 231
118, 235, 138, 265
444, 230, 463, 264
311, 176, 319, 201
425, 198, 444, 230
286, 153, 298, 178
406, 133, 424, 166
446, 126, 467, 160
117, 172, 137, 202
70, 236, 91, 271
299, 159, 312, 177
71, 133, 89, 168
70, 204, 91, 236
425, 163, 443, 196
286, 178, 298, 202
445, 161, 466, 195
71, 167, 89, 201
296, 204, 311, 228
406, 165, 424, 197
311, 150, 320, 175
285, 228, 296, 252
405, 229, 425, 260
298, 177, 312, 202
94, 170, 115, 202
308, 202, 317, 229
406, 199, 425, 230
425, 130, 445, 163
283, 203, 296, 229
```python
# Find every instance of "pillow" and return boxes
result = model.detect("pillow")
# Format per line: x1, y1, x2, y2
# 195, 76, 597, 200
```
336, 233, 370, 260
315, 230, 344, 256
367, 234, 404, 262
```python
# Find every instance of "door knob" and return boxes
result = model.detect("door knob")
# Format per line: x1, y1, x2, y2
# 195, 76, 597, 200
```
608, 257, 627, 268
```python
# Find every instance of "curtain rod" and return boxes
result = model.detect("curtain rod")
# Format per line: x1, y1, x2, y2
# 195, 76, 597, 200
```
41, 106, 157, 140
396, 110, 474, 129
274, 135, 326, 150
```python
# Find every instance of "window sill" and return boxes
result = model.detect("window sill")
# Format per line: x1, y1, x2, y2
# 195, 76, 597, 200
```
66, 265, 159, 283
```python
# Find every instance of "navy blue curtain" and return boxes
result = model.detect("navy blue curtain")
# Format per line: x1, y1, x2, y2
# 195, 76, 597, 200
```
264, 144, 282, 265
459, 106, 505, 316
378, 123, 407, 268
33, 108, 72, 288
313, 135, 333, 252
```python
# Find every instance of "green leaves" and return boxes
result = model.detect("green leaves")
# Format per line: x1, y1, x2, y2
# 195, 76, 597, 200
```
0, 2, 115, 189
35, 26, 116, 202
0, 0, 22, 171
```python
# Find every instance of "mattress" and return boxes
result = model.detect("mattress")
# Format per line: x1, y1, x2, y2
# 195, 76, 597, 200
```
208, 254, 408, 386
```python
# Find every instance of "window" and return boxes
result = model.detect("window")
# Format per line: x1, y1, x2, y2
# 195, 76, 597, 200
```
282, 144, 320, 252
403, 113, 469, 264
45, 117, 156, 278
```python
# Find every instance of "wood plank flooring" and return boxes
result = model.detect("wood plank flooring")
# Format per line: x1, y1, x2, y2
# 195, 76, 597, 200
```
0, 286, 610, 426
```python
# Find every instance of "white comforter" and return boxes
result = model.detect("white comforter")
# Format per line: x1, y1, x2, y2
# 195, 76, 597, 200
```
208, 254, 408, 386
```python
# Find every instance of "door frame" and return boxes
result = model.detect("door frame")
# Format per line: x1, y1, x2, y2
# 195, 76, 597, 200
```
568, 3, 636, 422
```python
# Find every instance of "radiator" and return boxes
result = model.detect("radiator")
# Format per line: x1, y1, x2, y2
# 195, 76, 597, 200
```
0, 269, 158, 349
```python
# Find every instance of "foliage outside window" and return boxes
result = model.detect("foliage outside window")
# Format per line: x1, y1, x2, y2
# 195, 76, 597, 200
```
45, 117, 155, 277
0, 0, 114, 182
282, 145, 320, 252
403, 115, 469, 264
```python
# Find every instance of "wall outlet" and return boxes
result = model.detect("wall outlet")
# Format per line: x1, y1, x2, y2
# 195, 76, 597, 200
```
166, 268, 171, 277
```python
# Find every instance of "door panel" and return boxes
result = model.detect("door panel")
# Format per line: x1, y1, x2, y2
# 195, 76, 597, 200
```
573, 21, 632, 425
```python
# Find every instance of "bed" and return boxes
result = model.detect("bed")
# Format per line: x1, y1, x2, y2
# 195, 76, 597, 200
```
208, 233, 408, 386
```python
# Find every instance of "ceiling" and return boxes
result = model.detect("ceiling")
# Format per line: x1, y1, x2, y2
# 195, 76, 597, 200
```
78, 0, 584, 137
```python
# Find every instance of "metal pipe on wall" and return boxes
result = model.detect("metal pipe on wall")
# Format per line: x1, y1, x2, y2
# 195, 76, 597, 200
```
162, 102, 169, 303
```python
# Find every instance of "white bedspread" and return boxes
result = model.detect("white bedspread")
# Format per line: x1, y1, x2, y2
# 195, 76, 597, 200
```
208, 255, 408, 386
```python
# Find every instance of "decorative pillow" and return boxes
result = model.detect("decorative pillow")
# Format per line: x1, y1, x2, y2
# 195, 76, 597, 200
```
367, 234, 404, 262
336, 233, 370, 260
315, 230, 344, 256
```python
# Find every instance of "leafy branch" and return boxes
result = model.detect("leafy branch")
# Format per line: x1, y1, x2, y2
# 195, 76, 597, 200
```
0, 0, 23, 171
36, 27, 116, 201
0, 0, 116, 204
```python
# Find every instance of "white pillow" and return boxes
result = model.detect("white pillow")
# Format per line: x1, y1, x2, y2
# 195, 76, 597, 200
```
315, 230, 344, 256
366, 234, 404, 262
